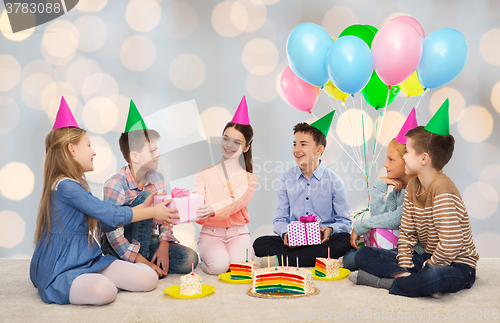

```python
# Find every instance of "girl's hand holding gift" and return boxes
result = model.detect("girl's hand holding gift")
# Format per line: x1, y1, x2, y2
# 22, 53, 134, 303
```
197, 204, 214, 220
153, 200, 179, 225
350, 231, 360, 249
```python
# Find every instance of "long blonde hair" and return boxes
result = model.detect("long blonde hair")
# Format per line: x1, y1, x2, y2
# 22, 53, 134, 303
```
35, 127, 98, 245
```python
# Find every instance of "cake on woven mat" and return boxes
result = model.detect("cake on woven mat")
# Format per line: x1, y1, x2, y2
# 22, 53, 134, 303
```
229, 262, 256, 280
180, 272, 202, 295
314, 257, 340, 278
252, 267, 314, 295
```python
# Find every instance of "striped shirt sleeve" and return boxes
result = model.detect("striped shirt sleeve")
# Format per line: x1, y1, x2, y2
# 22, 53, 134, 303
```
397, 190, 418, 269
428, 193, 464, 266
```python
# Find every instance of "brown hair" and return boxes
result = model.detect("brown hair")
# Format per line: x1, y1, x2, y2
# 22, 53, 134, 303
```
293, 122, 327, 149
223, 122, 254, 173
389, 138, 406, 157
119, 129, 160, 164
405, 126, 455, 171
35, 127, 97, 245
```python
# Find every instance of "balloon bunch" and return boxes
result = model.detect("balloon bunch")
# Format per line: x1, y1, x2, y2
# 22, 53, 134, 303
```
278, 16, 468, 197
279, 16, 468, 111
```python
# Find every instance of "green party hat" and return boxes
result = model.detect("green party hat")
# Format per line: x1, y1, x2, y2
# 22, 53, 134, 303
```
424, 98, 450, 136
310, 110, 335, 137
124, 99, 148, 133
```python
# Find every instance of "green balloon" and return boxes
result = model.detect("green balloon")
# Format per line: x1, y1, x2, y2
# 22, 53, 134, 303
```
361, 71, 400, 110
364, 25, 379, 35
338, 24, 376, 48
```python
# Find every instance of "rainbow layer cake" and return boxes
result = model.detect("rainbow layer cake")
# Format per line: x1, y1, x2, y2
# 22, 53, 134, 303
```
180, 272, 202, 295
252, 267, 314, 295
229, 262, 256, 280
314, 257, 340, 278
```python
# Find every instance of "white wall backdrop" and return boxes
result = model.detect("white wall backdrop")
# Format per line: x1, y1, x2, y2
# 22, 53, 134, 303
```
0, 0, 499, 258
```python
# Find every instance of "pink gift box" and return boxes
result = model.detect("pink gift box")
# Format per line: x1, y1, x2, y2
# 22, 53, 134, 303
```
364, 228, 399, 249
153, 188, 204, 224
287, 215, 321, 247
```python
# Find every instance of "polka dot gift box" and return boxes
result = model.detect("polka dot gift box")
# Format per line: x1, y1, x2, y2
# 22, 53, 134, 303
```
287, 215, 322, 247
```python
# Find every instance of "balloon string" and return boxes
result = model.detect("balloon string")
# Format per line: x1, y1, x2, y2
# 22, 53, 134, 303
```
370, 88, 391, 173
372, 96, 409, 167
310, 110, 364, 173
327, 95, 363, 167
349, 94, 364, 169
414, 90, 427, 110
329, 95, 363, 166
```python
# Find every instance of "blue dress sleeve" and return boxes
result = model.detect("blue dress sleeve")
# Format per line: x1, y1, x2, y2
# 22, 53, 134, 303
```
56, 179, 133, 228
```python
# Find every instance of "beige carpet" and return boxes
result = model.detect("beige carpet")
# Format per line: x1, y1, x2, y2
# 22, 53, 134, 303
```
1, 258, 498, 323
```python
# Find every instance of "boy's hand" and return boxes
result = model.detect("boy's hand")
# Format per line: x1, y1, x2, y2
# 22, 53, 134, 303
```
283, 233, 290, 246
141, 191, 158, 208
153, 200, 180, 225
197, 204, 214, 220
151, 240, 169, 276
135, 254, 164, 277
350, 231, 360, 249
320, 226, 333, 243
379, 177, 404, 191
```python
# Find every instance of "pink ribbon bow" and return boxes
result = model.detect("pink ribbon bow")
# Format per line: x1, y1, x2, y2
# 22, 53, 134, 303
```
171, 187, 190, 198
299, 215, 317, 223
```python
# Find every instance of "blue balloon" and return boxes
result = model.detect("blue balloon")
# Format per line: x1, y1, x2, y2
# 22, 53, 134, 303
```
417, 28, 468, 89
326, 36, 374, 95
286, 23, 334, 87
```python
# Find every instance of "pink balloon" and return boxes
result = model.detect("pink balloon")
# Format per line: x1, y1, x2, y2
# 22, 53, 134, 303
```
371, 21, 423, 86
390, 15, 425, 39
279, 65, 320, 112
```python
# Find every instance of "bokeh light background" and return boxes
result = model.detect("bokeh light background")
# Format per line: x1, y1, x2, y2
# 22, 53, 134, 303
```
1, 0, 499, 258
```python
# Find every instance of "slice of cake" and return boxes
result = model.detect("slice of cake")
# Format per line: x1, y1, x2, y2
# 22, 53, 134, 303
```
229, 262, 256, 280
252, 267, 314, 295
180, 272, 202, 295
315, 257, 340, 278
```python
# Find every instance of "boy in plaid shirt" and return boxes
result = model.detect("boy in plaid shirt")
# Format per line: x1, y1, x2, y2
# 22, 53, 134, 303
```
100, 101, 198, 277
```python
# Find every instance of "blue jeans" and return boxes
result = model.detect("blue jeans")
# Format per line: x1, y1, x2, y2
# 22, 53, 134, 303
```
355, 247, 476, 297
101, 191, 199, 274
342, 249, 358, 271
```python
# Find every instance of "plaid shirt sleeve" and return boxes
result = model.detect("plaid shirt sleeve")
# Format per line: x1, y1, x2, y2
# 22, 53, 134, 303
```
106, 227, 141, 262
103, 175, 141, 262
159, 224, 178, 242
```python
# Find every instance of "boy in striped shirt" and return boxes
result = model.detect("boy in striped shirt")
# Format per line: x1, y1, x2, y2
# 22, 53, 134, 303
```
350, 99, 479, 297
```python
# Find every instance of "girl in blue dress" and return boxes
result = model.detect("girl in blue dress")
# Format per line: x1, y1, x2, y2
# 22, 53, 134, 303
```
30, 126, 178, 305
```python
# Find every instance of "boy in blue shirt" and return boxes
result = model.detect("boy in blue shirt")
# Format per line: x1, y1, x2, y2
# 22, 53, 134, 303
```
253, 111, 352, 267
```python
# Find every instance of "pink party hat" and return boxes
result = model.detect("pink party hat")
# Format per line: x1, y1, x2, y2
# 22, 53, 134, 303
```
52, 96, 79, 130
395, 108, 418, 145
231, 96, 250, 125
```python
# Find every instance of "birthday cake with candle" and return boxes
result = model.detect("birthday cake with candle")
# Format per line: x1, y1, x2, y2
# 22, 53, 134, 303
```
252, 266, 314, 295
180, 272, 202, 295
314, 257, 340, 278
229, 262, 255, 280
